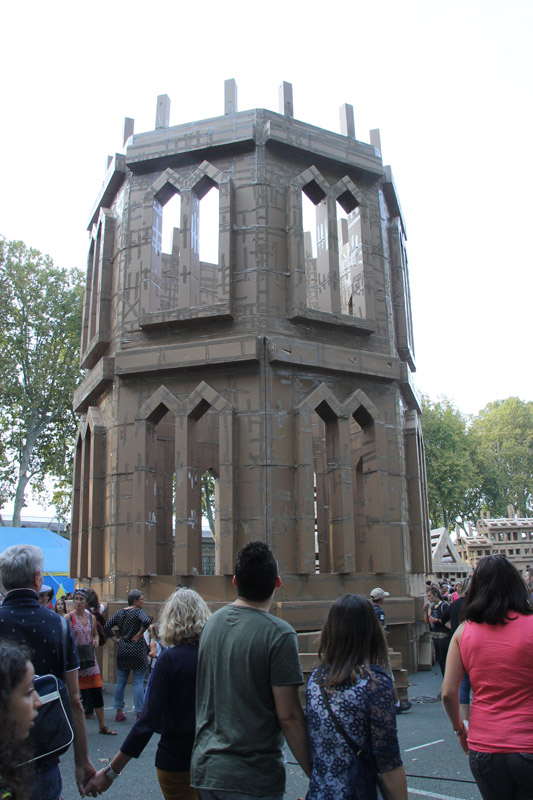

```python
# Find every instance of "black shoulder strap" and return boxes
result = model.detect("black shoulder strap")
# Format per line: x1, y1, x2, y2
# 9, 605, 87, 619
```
60, 615, 69, 675
319, 685, 362, 757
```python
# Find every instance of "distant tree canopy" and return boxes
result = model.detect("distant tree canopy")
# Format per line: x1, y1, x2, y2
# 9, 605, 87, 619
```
421, 395, 533, 530
0, 237, 84, 526
469, 398, 533, 519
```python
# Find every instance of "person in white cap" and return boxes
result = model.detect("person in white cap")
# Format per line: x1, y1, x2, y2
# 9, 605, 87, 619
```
370, 587, 389, 627
370, 588, 412, 714
38, 584, 54, 608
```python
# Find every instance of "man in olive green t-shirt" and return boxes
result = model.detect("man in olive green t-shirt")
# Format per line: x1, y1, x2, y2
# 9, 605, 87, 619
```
191, 541, 311, 799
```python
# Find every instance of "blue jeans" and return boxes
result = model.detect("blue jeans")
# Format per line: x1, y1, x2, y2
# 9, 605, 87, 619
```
459, 672, 471, 705
114, 668, 145, 713
30, 762, 62, 800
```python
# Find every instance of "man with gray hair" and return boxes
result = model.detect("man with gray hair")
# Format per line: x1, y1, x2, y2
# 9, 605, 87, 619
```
0, 544, 95, 799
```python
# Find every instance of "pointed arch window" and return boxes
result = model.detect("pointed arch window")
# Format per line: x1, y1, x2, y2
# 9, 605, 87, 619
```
288, 168, 374, 332
140, 162, 233, 329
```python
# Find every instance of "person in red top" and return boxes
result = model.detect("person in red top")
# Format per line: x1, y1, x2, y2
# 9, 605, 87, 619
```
442, 554, 533, 800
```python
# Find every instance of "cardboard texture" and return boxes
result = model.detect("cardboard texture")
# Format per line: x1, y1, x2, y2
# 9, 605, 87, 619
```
71, 82, 430, 672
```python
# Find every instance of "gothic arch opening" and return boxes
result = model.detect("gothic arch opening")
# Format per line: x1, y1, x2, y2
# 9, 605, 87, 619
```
144, 403, 176, 576
301, 176, 335, 313
296, 384, 355, 575
175, 383, 234, 576
185, 406, 220, 575
346, 394, 385, 573
70, 410, 106, 578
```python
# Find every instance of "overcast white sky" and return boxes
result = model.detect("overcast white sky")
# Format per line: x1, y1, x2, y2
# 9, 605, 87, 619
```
1, 0, 531, 439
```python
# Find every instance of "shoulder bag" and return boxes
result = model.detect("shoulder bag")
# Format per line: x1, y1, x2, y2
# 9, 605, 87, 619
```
22, 616, 74, 765
70, 611, 96, 669
320, 684, 390, 800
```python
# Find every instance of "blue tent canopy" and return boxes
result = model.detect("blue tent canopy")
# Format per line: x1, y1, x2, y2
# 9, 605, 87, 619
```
0, 528, 74, 598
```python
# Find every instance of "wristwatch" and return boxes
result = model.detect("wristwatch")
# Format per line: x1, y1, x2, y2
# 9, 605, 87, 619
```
104, 764, 120, 781
453, 724, 466, 735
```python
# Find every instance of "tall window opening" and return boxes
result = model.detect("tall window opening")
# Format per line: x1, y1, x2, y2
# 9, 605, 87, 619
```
312, 413, 328, 572
198, 185, 220, 305
350, 403, 375, 567
161, 193, 181, 254
152, 186, 182, 313
147, 407, 175, 576
351, 416, 364, 548
311, 399, 345, 573
201, 469, 217, 575
336, 193, 361, 316
187, 406, 220, 574
302, 192, 318, 259
201, 470, 216, 536
198, 186, 219, 264
301, 180, 327, 309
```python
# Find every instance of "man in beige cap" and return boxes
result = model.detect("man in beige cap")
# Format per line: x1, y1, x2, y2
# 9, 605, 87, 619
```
370, 587, 389, 627
370, 587, 412, 714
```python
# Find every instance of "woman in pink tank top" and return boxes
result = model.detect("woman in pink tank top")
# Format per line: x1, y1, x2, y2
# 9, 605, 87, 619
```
442, 554, 533, 800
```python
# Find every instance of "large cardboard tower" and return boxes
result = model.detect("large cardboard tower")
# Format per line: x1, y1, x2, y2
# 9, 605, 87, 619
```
71, 82, 431, 668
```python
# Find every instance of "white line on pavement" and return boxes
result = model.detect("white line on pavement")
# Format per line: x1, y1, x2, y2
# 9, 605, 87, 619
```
405, 739, 445, 751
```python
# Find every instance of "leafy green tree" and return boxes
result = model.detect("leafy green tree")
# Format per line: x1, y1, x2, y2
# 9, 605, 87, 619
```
201, 471, 216, 537
469, 398, 533, 517
0, 237, 84, 526
421, 396, 480, 530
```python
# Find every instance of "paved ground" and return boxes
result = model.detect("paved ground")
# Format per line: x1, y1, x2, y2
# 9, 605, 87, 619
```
60, 668, 481, 800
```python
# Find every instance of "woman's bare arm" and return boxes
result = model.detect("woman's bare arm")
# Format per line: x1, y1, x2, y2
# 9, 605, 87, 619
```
380, 765, 408, 800
441, 623, 468, 754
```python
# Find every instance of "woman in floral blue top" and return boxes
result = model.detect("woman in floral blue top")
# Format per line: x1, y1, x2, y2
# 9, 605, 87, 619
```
306, 594, 408, 800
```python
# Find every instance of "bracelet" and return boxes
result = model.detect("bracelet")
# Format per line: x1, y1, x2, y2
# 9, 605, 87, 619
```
453, 724, 466, 736
104, 764, 120, 781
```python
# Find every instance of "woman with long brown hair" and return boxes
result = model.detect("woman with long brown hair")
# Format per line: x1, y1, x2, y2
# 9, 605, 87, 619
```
306, 594, 407, 800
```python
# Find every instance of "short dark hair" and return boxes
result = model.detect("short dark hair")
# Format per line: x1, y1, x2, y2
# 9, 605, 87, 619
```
128, 589, 144, 606
462, 554, 533, 625
234, 541, 278, 602
318, 594, 388, 686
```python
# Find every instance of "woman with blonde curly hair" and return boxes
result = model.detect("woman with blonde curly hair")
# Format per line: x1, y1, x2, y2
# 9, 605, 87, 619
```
84, 588, 211, 800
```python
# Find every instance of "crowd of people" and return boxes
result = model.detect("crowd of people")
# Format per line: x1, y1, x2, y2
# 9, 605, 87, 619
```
0, 542, 532, 800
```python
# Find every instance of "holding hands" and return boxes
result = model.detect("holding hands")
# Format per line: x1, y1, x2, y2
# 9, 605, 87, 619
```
83, 768, 113, 797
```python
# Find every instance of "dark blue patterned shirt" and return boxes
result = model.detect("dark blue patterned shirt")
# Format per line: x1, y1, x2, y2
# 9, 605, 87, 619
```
306, 665, 402, 800
0, 588, 79, 676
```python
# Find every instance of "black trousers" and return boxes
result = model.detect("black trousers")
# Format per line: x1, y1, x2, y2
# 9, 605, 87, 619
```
469, 750, 533, 800
433, 635, 451, 676
81, 686, 104, 713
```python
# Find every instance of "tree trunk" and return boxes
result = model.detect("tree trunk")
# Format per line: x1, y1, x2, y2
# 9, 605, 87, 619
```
12, 470, 32, 527
12, 413, 41, 527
